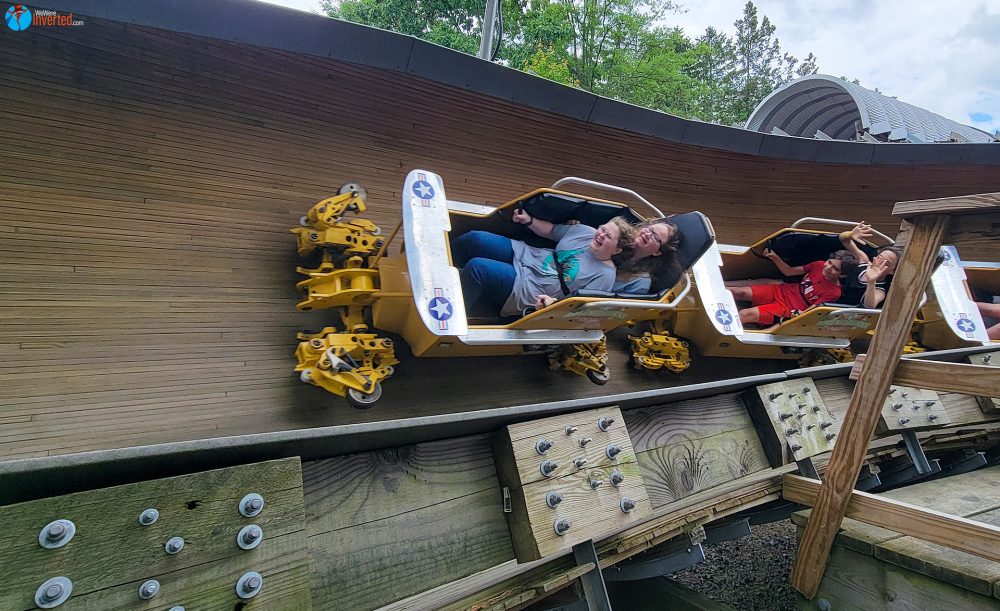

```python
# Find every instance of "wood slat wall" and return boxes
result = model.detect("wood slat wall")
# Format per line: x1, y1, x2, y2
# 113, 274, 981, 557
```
1, 19, 997, 460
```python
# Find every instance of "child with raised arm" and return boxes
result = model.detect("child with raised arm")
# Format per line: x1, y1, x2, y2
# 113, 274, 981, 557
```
726, 249, 858, 326
837, 221, 903, 308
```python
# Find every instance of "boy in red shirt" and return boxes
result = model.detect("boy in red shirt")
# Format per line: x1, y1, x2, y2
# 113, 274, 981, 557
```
727, 249, 858, 326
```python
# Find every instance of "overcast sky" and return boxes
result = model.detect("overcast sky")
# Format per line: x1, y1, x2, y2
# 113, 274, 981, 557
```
258, 0, 1000, 137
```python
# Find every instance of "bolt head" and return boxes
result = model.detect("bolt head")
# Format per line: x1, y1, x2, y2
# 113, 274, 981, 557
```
43, 584, 62, 601
249, 498, 263, 511
246, 576, 261, 591
46, 523, 66, 541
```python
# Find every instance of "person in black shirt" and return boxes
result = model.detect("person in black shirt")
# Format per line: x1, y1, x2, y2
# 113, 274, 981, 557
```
838, 222, 902, 308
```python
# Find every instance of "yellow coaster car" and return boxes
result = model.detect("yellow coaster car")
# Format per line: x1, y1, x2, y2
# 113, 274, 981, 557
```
290, 170, 715, 408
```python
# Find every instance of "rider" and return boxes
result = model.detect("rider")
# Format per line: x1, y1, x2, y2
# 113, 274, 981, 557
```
451, 210, 633, 316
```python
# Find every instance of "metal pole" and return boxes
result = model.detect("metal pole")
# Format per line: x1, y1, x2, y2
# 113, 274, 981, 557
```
477, 0, 499, 59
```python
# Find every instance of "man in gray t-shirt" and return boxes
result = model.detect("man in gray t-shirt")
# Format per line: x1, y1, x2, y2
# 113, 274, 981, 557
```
503, 224, 615, 315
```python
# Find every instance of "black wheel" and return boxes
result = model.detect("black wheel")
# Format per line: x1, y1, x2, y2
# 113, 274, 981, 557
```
346, 382, 382, 409
586, 369, 610, 385
338, 182, 367, 201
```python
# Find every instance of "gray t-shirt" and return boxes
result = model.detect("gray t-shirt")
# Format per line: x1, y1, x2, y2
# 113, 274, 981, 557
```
614, 272, 651, 294
502, 224, 616, 316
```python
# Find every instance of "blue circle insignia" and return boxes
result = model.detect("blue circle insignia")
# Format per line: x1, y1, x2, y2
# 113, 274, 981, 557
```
5, 5, 32, 31
412, 180, 435, 200
715, 308, 733, 325
428, 296, 452, 321
956, 318, 976, 333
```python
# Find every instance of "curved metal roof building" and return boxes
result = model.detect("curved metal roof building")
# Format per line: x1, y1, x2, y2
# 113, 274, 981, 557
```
746, 74, 996, 144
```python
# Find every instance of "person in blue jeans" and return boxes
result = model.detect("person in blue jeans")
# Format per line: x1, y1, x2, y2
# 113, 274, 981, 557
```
451, 209, 633, 316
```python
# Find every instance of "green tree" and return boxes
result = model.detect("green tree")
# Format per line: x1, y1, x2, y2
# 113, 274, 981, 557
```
686, 26, 738, 124
726, 1, 811, 123
321, 0, 483, 53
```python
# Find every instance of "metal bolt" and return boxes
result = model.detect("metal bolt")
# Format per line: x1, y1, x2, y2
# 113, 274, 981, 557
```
45, 523, 65, 542
817, 598, 832, 611
790, 444, 803, 451
606, 445, 622, 460
597, 416, 615, 431
39, 520, 75, 549
620, 498, 637, 513
820, 422, 833, 429
785, 428, 800, 436
797, 403, 807, 410
240, 493, 265, 517
610, 469, 625, 487
139, 508, 159, 526
565, 426, 578, 435
42, 584, 63, 602
165, 537, 184, 555
554, 519, 572, 536
806, 424, 816, 430
236, 572, 264, 599
574, 457, 588, 468
778, 412, 793, 421
796, 413, 806, 420
924, 401, 935, 408
802, 387, 811, 394
169, 607, 185, 611
768, 392, 783, 401
812, 405, 821, 413
825, 433, 837, 441
138, 580, 160, 600
902, 392, 909, 399
891, 402, 903, 411
540, 460, 559, 477
928, 414, 938, 421
34, 577, 72, 609
983, 354, 992, 364
238, 525, 264, 550
546, 492, 563, 508
579, 437, 592, 448
590, 478, 604, 490
888, 388, 897, 395
535, 439, 553, 455
898, 417, 910, 425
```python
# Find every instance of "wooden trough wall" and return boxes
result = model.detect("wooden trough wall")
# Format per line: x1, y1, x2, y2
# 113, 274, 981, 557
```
2, 3, 1000, 462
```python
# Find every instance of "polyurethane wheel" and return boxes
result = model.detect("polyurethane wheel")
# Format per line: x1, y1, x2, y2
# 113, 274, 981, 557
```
586, 369, 610, 385
338, 182, 367, 202
346, 382, 382, 409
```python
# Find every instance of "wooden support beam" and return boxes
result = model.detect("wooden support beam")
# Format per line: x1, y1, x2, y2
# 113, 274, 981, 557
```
892, 192, 1000, 217
783, 474, 1000, 563
849, 355, 1000, 397
790, 214, 952, 598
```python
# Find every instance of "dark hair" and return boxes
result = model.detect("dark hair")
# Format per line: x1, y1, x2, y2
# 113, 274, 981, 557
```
876, 244, 903, 261
616, 219, 682, 292
830, 249, 859, 279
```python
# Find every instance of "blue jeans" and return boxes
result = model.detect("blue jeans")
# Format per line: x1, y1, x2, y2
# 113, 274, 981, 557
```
451, 231, 517, 312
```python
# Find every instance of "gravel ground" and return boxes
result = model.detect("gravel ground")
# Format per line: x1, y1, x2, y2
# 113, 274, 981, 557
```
671, 520, 804, 611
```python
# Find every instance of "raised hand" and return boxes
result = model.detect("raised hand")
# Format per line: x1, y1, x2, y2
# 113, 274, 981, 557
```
851, 221, 874, 243
863, 259, 891, 283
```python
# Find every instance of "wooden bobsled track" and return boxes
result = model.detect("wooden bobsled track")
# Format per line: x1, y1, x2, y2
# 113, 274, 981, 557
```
1, 5, 999, 610
2, 11, 999, 460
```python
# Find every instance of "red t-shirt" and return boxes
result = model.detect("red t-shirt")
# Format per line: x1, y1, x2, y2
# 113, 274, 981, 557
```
777, 260, 841, 310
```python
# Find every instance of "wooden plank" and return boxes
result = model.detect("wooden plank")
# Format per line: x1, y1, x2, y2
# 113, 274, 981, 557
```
791, 214, 951, 598
850, 355, 1000, 398
0, 458, 309, 610
784, 474, 1000, 563
741, 378, 839, 467
807, 544, 1000, 611
892, 192, 1000, 217
968, 350, 1000, 413
303, 437, 514, 610
494, 407, 652, 562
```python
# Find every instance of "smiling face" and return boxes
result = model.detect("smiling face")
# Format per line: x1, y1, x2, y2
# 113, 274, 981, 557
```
633, 223, 675, 260
591, 221, 624, 260
822, 258, 845, 282
873, 249, 900, 273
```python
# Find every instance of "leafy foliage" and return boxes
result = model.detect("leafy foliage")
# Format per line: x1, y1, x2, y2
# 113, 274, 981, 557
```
322, 0, 821, 125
